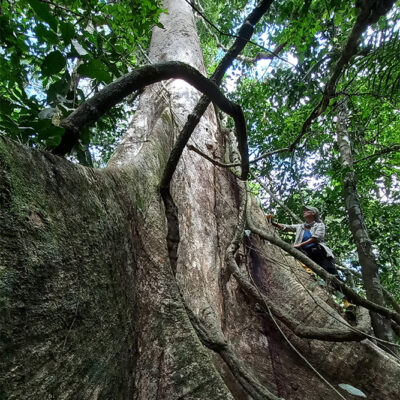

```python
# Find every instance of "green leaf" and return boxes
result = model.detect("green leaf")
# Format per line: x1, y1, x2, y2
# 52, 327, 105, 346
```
334, 14, 342, 26
0, 97, 16, 115
0, 114, 19, 134
36, 119, 64, 143
34, 24, 58, 45
45, 133, 63, 147
78, 59, 112, 83
60, 22, 75, 44
41, 51, 66, 76
28, 0, 58, 31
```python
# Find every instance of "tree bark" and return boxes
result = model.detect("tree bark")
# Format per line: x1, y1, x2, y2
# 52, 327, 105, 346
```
1, 1, 400, 399
336, 100, 396, 348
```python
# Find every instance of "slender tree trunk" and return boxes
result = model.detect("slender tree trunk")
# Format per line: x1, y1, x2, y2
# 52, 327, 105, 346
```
336, 100, 396, 347
1, 1, 400, 399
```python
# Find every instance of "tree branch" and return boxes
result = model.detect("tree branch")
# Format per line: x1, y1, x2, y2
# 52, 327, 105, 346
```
53, 62, 246, 157
247, 211, 400, 326
224, 185, 370, 343
186, 306, 283, 400
251, 173, 302, 223
187, 143, 290, 170
211, 0, 274, 85
237, 42, 287, 64
336, 264, 400, 315
322, 0, 395, 109
354, 144, 400, 164
288, 0, 396, 152
187, 0, 289, 65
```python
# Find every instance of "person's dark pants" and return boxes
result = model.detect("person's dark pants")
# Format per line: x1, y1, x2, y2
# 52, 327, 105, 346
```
300, 244, 338, 275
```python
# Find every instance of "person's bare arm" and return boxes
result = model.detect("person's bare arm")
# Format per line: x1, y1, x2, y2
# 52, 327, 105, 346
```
272, 221, 285, 230
265, 215, 290, 231
294, 237, 318, 248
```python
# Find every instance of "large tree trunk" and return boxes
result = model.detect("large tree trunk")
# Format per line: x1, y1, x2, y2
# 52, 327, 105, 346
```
1, 1, 399, 399
337, 100, 396, 348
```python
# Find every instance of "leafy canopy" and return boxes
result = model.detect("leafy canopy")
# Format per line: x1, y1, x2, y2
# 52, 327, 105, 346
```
0, 0, 164, 162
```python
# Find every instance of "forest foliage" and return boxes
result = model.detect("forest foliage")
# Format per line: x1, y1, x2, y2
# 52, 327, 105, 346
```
1, 0, 399, 302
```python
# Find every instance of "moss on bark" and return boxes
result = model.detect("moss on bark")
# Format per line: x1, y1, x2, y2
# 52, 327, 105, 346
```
0, 136, 233, 399
0, 137, 139, 399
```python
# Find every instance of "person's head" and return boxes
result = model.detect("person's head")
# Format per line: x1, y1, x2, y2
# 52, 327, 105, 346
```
303, 206, 321, 223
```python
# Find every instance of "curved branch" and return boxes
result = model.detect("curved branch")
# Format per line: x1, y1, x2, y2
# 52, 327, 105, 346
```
53, 62, 246, 157
211, 0, 274, 85
187, 0, 287, 69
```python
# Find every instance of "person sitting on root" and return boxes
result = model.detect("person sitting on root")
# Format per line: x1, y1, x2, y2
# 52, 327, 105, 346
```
267, 206, 338, 275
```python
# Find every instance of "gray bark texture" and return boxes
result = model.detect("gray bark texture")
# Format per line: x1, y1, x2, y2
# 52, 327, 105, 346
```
336, 101, 396, 347
1, 1, 400, 399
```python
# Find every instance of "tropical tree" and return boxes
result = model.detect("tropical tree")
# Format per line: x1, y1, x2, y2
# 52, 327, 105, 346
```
1, 1, 399, 399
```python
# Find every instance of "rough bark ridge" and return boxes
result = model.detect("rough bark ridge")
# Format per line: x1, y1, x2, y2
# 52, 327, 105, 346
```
1, 0, 400, 399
